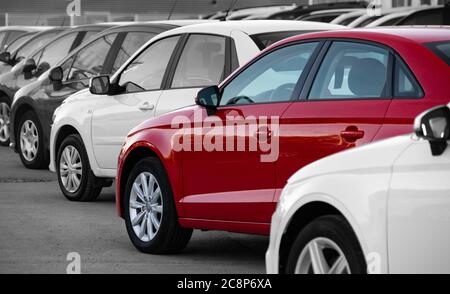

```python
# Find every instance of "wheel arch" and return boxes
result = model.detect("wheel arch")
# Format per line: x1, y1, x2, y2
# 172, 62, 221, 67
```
12, 100, 35, 151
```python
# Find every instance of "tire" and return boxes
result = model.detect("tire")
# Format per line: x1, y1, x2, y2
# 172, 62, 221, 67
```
17, 110, 49, 169
286, 215, 366, 274
0, 96, 11, 146
56, 134, 102, 202
124, 157, 192, 254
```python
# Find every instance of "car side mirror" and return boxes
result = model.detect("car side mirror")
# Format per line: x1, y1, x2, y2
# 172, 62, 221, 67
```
414, 105, 450, 156
23, 58, 37, 79
0, 51, 10, 64
49, 66, 63, 91
195, 85, 220, 115
89, 75, 110, 95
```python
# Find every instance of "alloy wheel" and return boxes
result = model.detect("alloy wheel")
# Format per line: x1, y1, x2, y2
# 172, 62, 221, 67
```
129, 172, 163, 242
20, 120, 39, 161
59, 145, 83, 193
295, 237, 351, 274
0, 102, 10, 143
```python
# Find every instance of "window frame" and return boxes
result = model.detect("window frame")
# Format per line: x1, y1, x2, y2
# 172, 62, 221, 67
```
165, 33, 233, 91
215, 39, 325, 108
392, 53, 424, 99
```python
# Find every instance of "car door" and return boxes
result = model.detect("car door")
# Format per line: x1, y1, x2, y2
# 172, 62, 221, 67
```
91, 35, 181, 169
275, 41, 392, 200
155, 34, 232, 117
180, 42, 320, 224
388, 137, 450, 273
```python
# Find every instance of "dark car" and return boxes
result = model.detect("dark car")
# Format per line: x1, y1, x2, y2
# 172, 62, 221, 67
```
0, 24, 113, 147
396, 5, 450, 25
10, 22, 179, 169
268, 1, 367, 20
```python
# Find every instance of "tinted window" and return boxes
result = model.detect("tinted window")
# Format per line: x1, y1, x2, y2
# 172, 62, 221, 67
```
357, 16, 381, 27
339, 16, 360, 25
119, 36, 179, 93
426, 41, 450, 66
380, 16, 404, 26
15, 31, 61, 61
308, 42, 389, 99
35, 32, 78, 73
220, 42, 318, 105
6, 33, 33, 53
251, 31, 311, 50
171, 34, 226, 88
394, 57, 423, 98
112, 32, 154, 74
67, 33, 118, 82
399, 8, 449, 25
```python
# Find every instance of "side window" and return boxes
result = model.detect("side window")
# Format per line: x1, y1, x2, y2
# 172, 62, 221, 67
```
81, 30, 101, 43
0, 32, 7, 49
5, 33, 32, 53
220, 42, 318, 105
171, 34, 226, 88
35, 32, 79, 75
67, 33, 118, 82
308, 42, 389, 100
15, 31, 61, 61
112, 32, 154, 74
4, 31, 25, 48
119, 36, 180, 93
394, 57, 423, 98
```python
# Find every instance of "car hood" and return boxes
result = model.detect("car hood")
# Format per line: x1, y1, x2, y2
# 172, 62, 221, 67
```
288, 134, 415, 185
63, 88, 91, 103
128, 105, 199, 137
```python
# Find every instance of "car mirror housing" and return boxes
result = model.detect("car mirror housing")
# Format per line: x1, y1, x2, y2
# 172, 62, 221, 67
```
49, 66, 64, 91
89, 75, 110, 95
0, 51, 10, 64
22, 58, 36, 79
195, 85, 220, 115
414, 105, 450, 156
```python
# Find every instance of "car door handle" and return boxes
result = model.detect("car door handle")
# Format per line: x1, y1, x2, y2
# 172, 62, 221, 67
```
138, 102, 154, 111
340, 126, 364, 142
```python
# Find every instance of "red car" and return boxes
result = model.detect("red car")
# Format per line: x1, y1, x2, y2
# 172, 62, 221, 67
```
116, 28, 450, 254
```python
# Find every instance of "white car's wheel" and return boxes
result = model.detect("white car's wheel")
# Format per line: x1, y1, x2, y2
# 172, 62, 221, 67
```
286, 215, 366, 274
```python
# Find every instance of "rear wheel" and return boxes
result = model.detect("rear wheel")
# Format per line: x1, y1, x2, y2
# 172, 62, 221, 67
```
17, 111, 48, 169
56, 134, 102, 201
286, 215, 366, 274
124, 157, 192, 254
0, 96, 11, 146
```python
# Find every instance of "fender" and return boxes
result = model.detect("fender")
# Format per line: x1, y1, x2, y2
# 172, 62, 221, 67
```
9, 96, 37, 152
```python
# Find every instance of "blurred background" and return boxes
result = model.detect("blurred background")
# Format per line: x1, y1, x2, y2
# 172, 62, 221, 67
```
0, 0, 446, 26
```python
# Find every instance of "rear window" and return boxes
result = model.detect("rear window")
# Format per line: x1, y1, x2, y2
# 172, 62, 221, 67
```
250, 31, 317, 50
426, 41, 450, 66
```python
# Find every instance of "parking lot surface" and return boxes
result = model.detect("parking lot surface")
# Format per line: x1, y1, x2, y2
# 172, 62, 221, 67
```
0, 146, 268, 274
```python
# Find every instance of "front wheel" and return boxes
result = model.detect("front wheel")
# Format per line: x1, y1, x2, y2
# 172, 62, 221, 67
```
124, 157, 192, 254
56, 134, 102, 201
17, 110, 48, 169
0, 96, 11, 146
286, 215, 366, 274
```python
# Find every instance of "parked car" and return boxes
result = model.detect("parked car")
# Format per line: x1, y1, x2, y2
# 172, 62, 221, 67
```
49, 20, 344, 202
330, 10, 368, 26
113, 27, 449, 254
0, 24, 112, 147
9, 22, 181, 168
296, 9, 364, 23
268, 1, 367, 20
266, 104, 450, 274
396, 5, 450, 25
365, 10, 415, 27
347, 7, 417, 28
0, 26, 52, 52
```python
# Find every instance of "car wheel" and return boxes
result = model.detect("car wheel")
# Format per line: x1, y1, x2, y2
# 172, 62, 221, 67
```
0, 96, 11, 146
286, 215, 366, 274
124, 157, 192, 254
56, 134, 102, 202
17, 111, 48, 169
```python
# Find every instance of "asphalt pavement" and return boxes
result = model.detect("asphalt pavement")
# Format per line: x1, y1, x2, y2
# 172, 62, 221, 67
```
0, 146, 268, 274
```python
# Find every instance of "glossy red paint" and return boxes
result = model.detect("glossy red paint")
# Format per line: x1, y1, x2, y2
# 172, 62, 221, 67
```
117, 28, 450, 236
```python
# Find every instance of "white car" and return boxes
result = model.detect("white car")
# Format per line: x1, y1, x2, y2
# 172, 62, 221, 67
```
266, 104, 450, 274
49, 20, 344, 201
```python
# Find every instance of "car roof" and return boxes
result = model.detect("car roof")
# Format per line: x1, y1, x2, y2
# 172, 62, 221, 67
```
155, 20, 345, 38
0, 26, 56, 33
274, 27, 450, 47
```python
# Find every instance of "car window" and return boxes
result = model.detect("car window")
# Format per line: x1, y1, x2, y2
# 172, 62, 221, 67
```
35, 32, 79, 75
171, 34, 226, 88
119, 36, 180, 93
112, 32, 155, 74
81, 30, 101, 43
394, 57, 423, 98
0, 32, 7, 49
426, 41, 450, 66
399, 8, 449, 25
5, 33, 33, 53
4, 31, 25, 48
220, 42, 319, 105
308, 42, 389, 100
250, 31, 315, 50
14, 31, 61, 61
66, 33, 118, 82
